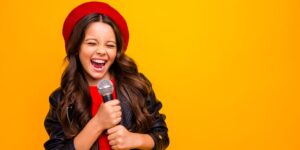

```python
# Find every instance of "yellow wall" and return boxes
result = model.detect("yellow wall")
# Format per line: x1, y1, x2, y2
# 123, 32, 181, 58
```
0, 0, 299, 149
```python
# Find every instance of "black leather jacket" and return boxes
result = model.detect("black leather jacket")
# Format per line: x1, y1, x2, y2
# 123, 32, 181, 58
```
44, 83, 169, 150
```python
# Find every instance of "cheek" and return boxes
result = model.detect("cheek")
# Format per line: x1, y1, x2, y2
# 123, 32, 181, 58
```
109, 50, 117, 62
79, 50, 91, 65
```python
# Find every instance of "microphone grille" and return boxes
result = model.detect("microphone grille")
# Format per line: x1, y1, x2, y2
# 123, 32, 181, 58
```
97, 79, 114, 96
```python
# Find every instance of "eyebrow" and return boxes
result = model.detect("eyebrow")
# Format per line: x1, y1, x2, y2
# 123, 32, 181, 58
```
84, 38, 116, 43
84, 38, 97, 41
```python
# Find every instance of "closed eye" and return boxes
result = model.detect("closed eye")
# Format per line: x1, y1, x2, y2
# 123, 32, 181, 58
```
87, 42, 97, 46
106, 44, 116, 48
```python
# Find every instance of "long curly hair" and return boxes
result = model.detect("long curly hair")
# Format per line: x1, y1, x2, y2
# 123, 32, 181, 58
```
57, 13, 153, 143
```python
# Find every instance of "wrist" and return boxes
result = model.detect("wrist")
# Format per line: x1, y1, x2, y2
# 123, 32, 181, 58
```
133, 133, 155, 150
90, 117, 105, 134
132, 133, 143, 148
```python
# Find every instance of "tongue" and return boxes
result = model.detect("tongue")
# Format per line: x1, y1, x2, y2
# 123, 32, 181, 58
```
92, 61, 104, 68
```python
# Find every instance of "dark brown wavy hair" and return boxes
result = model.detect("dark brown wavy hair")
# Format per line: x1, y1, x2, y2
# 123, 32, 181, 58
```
57, 13, 153, 144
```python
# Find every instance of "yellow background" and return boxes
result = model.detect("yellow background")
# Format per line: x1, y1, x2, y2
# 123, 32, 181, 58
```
0, 0, 299, 149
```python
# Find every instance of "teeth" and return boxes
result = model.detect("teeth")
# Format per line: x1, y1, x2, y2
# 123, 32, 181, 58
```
92, 59, 105, 63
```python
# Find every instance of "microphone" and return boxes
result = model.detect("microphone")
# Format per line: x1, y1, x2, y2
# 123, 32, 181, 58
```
98, 79, 122, 126
97, 79, 114, 102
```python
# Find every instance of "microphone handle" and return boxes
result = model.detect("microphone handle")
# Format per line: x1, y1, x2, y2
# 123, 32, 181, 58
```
102, 94, 121, 125
102, 94, 113, 103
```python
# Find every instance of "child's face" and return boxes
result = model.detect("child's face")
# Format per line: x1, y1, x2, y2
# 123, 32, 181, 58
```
79, 21, 117, 86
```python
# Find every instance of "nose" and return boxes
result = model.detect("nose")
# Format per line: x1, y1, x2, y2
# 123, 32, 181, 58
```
96, 47, 107, 56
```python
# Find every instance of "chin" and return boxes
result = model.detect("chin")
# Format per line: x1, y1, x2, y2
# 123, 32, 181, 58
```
91, 71, 108, 80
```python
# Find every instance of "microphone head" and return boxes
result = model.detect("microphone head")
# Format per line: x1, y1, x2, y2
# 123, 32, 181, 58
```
97, 79, 114, 96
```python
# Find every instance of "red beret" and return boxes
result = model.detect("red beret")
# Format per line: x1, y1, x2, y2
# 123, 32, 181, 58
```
63, 1, 129, 52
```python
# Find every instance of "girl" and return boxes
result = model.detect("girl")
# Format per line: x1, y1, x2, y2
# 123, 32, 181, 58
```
44, 1, 169, 150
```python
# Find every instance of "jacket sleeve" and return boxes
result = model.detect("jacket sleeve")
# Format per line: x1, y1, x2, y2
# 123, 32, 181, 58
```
44, 89, 76, 150
138, 73, 169, 150
146, 91, 170, 150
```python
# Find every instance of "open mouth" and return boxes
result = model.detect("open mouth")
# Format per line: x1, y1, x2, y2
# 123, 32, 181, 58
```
91, 59, 107, 71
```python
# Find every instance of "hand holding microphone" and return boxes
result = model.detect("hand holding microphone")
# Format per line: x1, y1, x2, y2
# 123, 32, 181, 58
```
98, 80, 136, 149
94, 79, 122, 129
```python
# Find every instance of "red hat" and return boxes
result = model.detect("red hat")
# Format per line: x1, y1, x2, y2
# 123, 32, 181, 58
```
63, 1, 129, 52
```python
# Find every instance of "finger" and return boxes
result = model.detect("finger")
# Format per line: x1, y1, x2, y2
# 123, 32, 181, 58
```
111, 145, 118, 150
108, 131, 119, 140
114, 117, 122, 125
113, 105, 121, 112
107, 125, 121, 134
113, 138, 123, 146
115, 111, 122, 118
110, 106, 121, 116
111, 138, 123, 149
112, 110, 122, 118
109, 139, 117, 146
106, 99, 120, 106
107, 126, 118, 135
